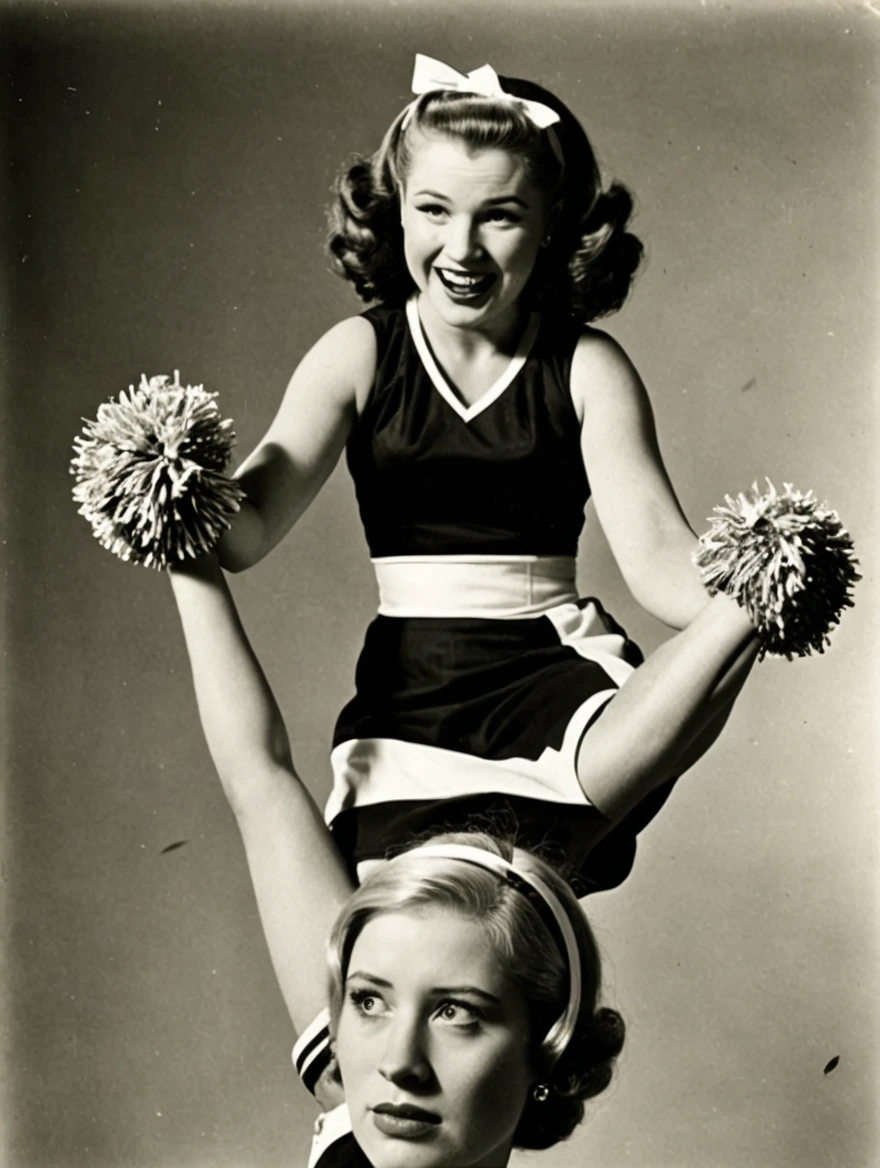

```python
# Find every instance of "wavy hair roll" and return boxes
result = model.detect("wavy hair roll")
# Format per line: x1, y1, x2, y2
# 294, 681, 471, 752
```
327, 76, 642, 324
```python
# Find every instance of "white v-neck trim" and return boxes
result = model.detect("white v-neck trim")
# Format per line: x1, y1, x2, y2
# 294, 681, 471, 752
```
406, 296, 540, 423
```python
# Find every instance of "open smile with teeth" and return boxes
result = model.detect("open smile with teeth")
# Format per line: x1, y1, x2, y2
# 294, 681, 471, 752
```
435, 268, 496, 298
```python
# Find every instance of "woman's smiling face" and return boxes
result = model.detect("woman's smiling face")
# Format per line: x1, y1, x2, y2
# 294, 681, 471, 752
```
335, 908, 534, 1168
400, 130, 549, 339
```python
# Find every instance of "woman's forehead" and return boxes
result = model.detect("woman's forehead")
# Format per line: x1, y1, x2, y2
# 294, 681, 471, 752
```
403, 131, 535, 199
349, 908, 511, 994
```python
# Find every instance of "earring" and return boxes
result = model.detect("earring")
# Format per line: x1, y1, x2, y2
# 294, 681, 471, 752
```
540, 235, 552, 249
532, 1083, 550, 1103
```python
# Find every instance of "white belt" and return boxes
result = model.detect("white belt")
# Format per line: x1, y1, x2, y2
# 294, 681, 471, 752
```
373, 555, 578, 619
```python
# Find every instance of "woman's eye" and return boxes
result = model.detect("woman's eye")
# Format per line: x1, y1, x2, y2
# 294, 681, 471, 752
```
434, 1000, 484, 1028
416, 203, 447, 220
349, 989, 388, 1019
484, 208, 520, 225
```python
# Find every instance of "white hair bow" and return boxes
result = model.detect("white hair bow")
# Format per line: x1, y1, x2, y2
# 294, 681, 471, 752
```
408, 53, 561, 131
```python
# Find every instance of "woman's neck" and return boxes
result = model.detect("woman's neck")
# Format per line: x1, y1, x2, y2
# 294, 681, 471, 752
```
467, 1138, 514, 1167
415, 293, 531, 361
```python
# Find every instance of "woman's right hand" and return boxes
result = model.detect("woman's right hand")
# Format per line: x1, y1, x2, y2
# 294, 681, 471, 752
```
217, 315, 377, 571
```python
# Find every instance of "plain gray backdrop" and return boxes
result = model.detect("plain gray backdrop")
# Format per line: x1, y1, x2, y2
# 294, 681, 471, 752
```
3, 1, 878, 1165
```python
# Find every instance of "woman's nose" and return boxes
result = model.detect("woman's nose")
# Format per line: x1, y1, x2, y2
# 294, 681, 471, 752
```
443, 215, 482, 263
377, 1014, 433, 1088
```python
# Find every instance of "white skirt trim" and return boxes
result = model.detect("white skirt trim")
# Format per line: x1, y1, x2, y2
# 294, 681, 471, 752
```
325, 689, 615, 827
543, 602, 636, 686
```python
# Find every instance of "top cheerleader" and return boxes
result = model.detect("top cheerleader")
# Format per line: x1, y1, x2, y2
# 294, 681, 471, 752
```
211, 55, 803, 887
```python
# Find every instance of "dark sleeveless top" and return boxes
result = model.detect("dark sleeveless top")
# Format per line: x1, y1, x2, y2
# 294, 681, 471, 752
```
345, 303, 589, 558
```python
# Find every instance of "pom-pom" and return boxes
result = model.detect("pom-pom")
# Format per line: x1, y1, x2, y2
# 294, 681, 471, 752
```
71, 371, 245, 569
693, 480, 859, 659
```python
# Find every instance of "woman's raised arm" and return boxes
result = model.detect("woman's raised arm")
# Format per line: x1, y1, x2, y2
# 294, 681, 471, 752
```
217, 315, 376, 572
168, 556, 354, 1033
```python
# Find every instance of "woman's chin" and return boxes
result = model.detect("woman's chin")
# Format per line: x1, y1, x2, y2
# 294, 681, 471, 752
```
420, 277, 522, 336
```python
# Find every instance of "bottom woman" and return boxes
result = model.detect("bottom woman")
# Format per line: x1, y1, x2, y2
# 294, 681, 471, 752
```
169, 555, 623, 1166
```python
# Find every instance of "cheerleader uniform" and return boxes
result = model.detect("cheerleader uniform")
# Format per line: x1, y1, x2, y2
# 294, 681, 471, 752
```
327, 298, 677, 892
294, 1011, 368, 1167
305, 1106, 366, 1168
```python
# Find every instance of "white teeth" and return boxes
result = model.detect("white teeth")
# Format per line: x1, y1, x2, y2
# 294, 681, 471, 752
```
437, 269, 492, 294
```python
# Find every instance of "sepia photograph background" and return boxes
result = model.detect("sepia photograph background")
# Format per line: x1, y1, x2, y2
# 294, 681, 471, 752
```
3, 1, 878, 1165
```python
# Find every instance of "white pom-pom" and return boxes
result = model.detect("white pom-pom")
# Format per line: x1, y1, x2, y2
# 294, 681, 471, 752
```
71, 371, 245, 569
694, 480, 859, 659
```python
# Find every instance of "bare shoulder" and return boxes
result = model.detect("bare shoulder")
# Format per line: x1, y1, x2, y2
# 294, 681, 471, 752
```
315, 314, 377, 358
294, 314, 377, 410
572, 327, 640, 388
570, 326, 647, 422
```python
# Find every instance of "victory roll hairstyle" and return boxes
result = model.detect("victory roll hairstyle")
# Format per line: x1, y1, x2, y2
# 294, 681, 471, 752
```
326, 832, 624, 1152
327, 71, 643, 324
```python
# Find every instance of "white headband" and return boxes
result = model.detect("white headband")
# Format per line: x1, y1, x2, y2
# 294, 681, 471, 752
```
396, 842, 582, 1061
401, 54, 565, 167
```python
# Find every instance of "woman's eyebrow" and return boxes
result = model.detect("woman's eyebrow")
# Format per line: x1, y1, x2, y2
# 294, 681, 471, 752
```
346, 971, 393, 987
346, 974, 503, 1004
432, 985, 503, 1004
483, 195, 530, 209
412, 190, 530, 210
